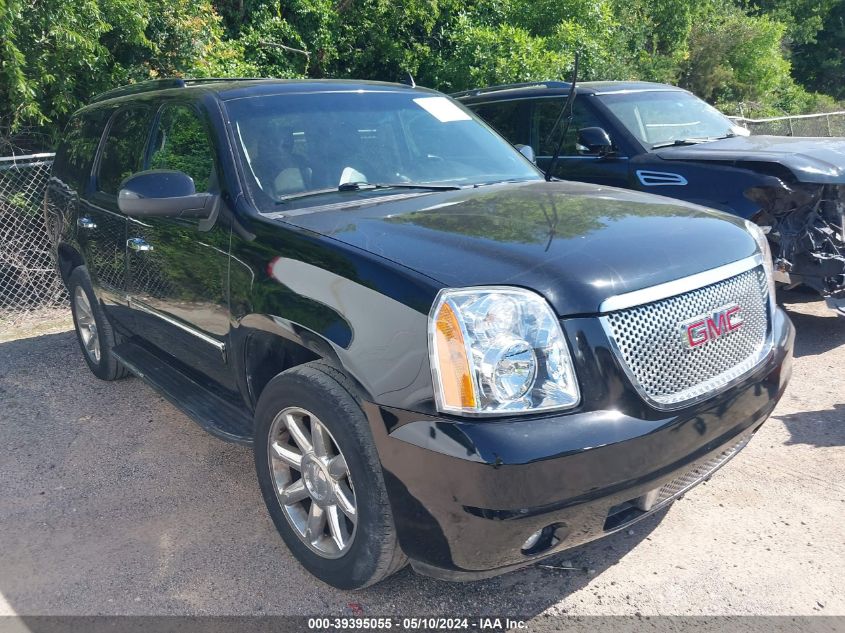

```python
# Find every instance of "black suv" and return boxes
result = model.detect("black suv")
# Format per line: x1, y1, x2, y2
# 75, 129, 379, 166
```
455, 81, 845, 314
46, 78, 793, 589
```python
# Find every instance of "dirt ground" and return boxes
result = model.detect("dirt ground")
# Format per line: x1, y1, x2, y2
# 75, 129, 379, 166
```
0, 290, 842, 620
0, 306, 71, 344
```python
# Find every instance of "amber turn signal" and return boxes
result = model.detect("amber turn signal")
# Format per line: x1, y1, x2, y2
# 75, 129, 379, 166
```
432, 301, 477, 410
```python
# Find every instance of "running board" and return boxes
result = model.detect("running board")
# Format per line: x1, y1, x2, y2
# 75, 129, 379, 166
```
112, 339, 253, 445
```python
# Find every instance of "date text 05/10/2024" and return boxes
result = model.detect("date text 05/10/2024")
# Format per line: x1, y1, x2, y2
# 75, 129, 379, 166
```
307, 617, 529, 630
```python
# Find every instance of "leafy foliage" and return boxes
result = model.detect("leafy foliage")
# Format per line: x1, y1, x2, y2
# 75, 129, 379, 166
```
610, 0, 698, 83
0, 0, 243, 145
149, 105, 216, 192
791, 0, 845, 102
680, 7, 790, 103
745, 0, 839, 46
1, 0, 843, 148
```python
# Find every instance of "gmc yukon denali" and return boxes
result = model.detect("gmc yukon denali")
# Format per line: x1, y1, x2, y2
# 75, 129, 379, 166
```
45, 78, 794, 589
456, 81, 845, 315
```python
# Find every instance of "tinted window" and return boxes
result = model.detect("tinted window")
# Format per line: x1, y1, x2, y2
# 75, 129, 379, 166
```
534, 98, 604, 156
97, 107, 152, 195
226, 91, 539, 205
52, 110, 109, 190
148, 105, 216, 192
471, 100, 530, 147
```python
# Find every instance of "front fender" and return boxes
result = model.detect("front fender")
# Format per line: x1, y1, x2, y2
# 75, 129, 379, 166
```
228, 214, 443, 414
259, 256, 435, 411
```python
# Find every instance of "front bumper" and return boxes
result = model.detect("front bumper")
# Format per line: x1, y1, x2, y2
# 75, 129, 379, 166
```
365, 307, 794, 580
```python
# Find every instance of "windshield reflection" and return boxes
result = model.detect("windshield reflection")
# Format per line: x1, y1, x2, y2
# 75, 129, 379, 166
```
225, 91, 540, 209
599, 91, 747, 148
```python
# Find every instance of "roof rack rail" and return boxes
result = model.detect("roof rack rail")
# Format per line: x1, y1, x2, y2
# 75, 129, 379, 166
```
89, 77, 268, 104
452, 80, 571, 99
90, 79, 187, 104
182, 77, 267, 86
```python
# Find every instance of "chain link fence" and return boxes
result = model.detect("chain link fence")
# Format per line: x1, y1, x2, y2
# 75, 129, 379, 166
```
731, 111, 845, 137
0, 153, 68, 336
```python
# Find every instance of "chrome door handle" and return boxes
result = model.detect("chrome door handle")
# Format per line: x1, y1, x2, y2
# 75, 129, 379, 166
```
77, 217, 97, 230
127, 237, 153, 252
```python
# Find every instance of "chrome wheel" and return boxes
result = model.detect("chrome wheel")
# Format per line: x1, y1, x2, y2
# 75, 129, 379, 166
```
268, 406, 357, 558
74, 286, 100, 363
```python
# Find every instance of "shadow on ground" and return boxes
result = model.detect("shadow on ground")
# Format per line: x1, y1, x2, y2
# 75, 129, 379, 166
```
780, 294, 845, 358
0, 330, 663, 617
776, 404, 845, 448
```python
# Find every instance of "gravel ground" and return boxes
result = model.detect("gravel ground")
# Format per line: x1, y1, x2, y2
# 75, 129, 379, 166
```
0, 290, 843, 619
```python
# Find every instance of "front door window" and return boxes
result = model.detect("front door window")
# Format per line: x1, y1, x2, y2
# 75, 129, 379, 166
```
148, 105, 217, 193
533, 98, 605, 157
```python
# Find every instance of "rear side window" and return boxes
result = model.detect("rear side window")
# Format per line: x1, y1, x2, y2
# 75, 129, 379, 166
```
148, 104, 216, 192
52, 110, 109, 191
471, 100, 530, 147
97, 107, 152, 195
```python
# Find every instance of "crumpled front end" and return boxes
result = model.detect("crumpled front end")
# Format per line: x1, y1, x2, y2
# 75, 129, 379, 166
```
746, 180, 845, 314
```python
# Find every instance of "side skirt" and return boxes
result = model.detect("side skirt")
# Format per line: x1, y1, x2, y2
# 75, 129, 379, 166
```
113, 339, 253, 445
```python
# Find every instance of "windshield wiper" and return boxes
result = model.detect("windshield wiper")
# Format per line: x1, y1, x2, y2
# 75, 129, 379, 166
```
472, 177, 538, 187
275, 181, 461, 204
339, 182, 462, 192
650, 137, 718, 149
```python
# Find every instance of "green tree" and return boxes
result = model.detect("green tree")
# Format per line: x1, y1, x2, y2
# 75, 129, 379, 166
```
2, 0, 843, 146
435, 20, 572, 92
679, 7, 791, 104
745, 0, 838, 46
610, 0, 698, 83
0, 0, 243, 145
792, 0, 845, 100
0, 0, 112, 131
427, 0, 623, 91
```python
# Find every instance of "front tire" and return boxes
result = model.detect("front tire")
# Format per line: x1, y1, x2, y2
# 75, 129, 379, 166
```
254, 362, 406, 589
68, 267, 128, 381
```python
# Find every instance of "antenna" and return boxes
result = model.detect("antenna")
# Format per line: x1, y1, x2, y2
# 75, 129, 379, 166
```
544, 52, 580, 182
401, 72, 416, 88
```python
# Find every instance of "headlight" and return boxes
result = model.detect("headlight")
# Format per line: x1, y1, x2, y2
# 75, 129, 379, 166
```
745, 219, 777, 307
428, 286, 580, 416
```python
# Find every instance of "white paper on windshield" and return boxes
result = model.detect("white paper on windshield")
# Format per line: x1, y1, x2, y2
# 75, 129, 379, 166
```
413, 97, 472, 122
339, 166, 367, 185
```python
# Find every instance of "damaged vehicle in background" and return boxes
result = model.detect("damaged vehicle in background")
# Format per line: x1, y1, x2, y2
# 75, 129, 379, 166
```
456, 81, 845, 315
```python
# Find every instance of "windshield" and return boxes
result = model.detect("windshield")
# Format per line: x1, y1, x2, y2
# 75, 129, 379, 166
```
225, 91, 540, 207
598, 91, 745, 148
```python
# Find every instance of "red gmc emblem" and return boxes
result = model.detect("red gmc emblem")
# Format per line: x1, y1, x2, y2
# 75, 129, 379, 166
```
680, 303, 744, 348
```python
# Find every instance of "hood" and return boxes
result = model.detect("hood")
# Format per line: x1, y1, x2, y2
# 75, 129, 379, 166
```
281, 181, 757, 316
655, 135, 845, 184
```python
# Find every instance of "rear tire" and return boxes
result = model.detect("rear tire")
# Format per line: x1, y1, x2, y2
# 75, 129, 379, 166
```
68, 267, 128, 381
254, 361, 406, 589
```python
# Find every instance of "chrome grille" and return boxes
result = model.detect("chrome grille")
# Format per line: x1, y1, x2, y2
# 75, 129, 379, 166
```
654, 434, 751, 507
602, 265, 771, 408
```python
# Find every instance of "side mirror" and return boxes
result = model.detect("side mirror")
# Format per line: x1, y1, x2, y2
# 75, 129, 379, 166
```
515, 144, 536, 164
118, 170, 217, 218
576, 127, 614, 157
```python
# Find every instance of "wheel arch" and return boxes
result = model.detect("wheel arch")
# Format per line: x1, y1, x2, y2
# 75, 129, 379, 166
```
234, 315, 370, 411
